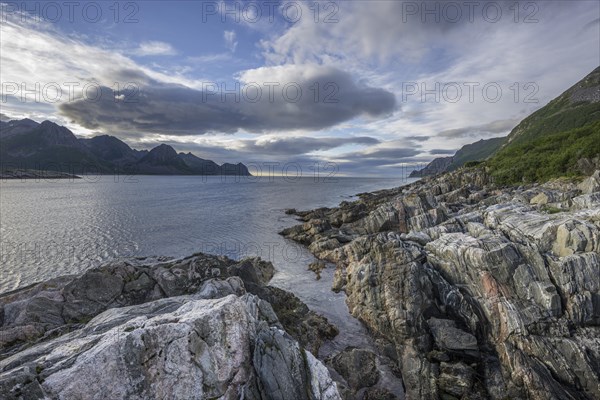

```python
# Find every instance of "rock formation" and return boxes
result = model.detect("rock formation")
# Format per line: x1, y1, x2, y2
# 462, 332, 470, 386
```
281, 168, 600, 400
0, 254, 340, 399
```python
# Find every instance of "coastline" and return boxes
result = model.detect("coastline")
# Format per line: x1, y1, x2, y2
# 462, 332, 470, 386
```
281, 167, 600, 399
0, 170, 81, 180
1, 168, 599, 399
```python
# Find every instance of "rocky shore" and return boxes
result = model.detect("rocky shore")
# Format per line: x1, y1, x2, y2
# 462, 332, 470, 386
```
1, 168, 599, 400
281, 168, 600, 400
0, 254, 340, 399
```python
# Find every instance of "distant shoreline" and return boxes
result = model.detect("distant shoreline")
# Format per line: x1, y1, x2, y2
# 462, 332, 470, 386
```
0, 169, 258, 180
0, 169, 81, 180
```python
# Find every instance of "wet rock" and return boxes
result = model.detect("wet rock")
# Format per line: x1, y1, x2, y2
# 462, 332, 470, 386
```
253, 286, 338, 355
308, 261, 327, 280
329, 347, 379, 390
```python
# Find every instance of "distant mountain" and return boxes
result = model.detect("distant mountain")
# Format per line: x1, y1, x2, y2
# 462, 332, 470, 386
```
0, 120, 251, 176
1, 120, 109, 172
179, 152, 221, 175
0, 118, 40, 138
487, 66, 600, 184
409, 156, 453, 178
410, 137, 505, 177
134, 144, 194, 175
80, 135, 145, 166
451, 137, 506, 168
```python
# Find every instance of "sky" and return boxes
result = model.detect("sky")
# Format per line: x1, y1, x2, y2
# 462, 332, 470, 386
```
1, 0, 599, 176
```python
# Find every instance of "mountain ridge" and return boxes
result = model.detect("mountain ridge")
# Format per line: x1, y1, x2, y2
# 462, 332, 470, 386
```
411, 66, 600, 182
487, 66, 600, 184
0, 119, 251, 176
410, 137, 505, 177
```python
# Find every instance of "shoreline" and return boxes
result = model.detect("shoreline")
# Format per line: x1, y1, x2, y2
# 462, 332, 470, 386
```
1, 168, 599, 399
280, 167, 600, 399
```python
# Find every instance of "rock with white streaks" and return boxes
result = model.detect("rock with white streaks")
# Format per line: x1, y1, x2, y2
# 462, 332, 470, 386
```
0, 253, 341, 400
282, 168, 600, 400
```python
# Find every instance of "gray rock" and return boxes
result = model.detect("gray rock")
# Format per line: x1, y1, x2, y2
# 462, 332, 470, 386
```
0, 253, 342, 400
427, 318, 478, 352
254, 327, 340, 400
0, 294, 341, 400
438, 361, 475, 397
329, 347, 379, 390
578, 170, 600, 194
281, 168, 600, 400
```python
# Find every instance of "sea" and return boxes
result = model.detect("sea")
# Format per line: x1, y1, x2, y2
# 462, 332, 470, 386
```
0, 174, 416, 362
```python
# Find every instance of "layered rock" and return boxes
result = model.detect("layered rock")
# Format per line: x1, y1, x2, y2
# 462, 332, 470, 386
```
0, 254, 341, 399
282, 168, 600, 400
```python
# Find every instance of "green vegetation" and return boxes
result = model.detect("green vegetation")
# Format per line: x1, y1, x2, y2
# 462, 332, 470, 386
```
488, 121, 600, 185
541, 205, 564, 214
463, 161, 484, 168
449, 137, 506, 171
486, 67, 600, 185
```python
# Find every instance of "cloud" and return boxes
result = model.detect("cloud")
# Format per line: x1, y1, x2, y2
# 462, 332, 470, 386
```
438, 119, 520, 139
2, 0, 599, 177
224, 30, 238, 52
59, 64, 397, 136
429, 149, 456, 155
235, 136, 380, 155
336, 139, 422, 162
405, 135, 430, 142
0, 113, 12, 121
134, 41, 177, 56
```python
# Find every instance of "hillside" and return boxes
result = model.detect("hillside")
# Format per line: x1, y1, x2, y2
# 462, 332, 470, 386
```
487, 66, 600, 184
410, 137, 505, 177
450, 137, 506, 169
0, 119, 251, 176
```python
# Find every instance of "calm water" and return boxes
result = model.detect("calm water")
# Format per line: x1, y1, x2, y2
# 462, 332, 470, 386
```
0, 175, 415, 357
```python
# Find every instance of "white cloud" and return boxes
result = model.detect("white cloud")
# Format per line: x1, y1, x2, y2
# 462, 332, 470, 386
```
133, 41, 177, 56
256, 0, 599, 156
224, 30, 238, 52
2, 1, 599, 174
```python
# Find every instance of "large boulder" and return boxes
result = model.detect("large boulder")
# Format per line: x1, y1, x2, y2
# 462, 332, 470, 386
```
578, 170, 600, 194
329, 347, 379, 390
0, 290, 341, 400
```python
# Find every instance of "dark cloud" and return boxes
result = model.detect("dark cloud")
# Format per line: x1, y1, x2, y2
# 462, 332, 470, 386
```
439, 119, 518, 139
0, 113, 11, 121
59, 66, 396, 137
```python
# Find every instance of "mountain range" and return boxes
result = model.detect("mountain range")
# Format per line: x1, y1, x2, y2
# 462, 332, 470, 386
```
411, 66, 600, 182
0, 119, 251, 176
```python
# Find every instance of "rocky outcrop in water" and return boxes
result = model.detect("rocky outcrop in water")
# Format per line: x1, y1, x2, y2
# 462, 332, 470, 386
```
282, 168, 600, 400
0, 254, 340, 399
